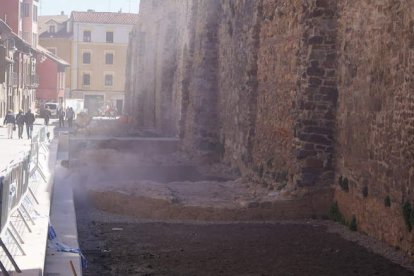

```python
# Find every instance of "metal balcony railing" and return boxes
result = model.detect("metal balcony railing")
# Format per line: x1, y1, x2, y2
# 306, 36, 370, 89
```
27, 75, 39, 88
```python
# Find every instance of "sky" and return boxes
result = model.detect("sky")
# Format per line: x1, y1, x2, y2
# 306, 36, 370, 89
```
39, 0, 140, 16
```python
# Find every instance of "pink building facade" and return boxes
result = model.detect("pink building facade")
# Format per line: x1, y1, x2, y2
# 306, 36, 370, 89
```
36, 46, 68, 105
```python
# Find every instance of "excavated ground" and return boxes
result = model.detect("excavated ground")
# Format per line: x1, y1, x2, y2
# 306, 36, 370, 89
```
69, 137, 414, 275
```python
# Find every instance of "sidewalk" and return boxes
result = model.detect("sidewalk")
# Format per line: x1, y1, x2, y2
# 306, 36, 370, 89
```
0, 120, 86, 275
0, 119, 57, 275
45, 131, 83, 276
0, 119, 54, 172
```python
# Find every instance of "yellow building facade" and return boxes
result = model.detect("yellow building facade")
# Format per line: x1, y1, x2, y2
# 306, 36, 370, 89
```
74, 43, 127, 95
39, 11, 138, 115
69, 11, 138, 115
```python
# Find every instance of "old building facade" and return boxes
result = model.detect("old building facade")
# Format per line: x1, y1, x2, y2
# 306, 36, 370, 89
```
0, 0, 39, 118
20, 0, 39, 47
125, 0, 414, 254
38, 14, 71, 106
35, 45, 69, 104
68, 11, 138, 115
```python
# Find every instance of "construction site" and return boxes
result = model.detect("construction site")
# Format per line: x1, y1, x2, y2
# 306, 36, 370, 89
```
67, 119, 414, 275
0, 0, 413, 275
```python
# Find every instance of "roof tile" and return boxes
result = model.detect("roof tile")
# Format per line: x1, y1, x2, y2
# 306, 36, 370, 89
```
71, 11, 139, 25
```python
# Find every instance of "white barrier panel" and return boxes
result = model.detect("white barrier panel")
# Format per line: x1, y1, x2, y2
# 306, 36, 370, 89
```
0, 127, 50, 274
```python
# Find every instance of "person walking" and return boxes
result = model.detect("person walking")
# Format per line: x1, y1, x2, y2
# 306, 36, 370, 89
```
66, 107, 75, 128
3, 110, 16, 139
24, 109, 35, 139
16, 110, 25, 139
58, 108, 65, 128
44, 109, 51, 126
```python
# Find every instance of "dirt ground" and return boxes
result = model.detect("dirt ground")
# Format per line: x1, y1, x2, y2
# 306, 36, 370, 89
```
74, 186, 414, 276
70, 142, 414, 276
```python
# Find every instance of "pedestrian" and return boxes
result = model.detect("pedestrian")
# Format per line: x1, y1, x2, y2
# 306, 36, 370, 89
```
66, 107, 75, 128
44, 109, 51, 126
24, 109, 35, 139
16, 110, 25, 139
3, 110, 16, 139
58, 108, 65, 128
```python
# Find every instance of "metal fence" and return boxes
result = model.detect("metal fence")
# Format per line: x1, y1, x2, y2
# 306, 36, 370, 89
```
0, 127, 49, 275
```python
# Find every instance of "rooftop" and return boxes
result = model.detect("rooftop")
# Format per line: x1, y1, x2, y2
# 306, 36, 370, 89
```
39, 28, 72, 39
71, 11, 139, 25
37, 45, 70, 66
38, 14, 69, 34
39, 15, 69, 26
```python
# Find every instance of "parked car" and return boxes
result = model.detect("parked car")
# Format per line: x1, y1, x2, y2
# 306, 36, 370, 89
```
44, 102, 59, 117
35, 102, 59, 118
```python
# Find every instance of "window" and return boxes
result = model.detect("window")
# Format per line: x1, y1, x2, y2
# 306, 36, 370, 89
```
83, 31, 91, 42
33, 5, 38, 21
49, 25, 56, 33
105, 53, 113, 64
83, 73, 90, 86
83, 52, 91, 64
104, 74, 113, 86
22, 3, 30, 17
106, 31, 113, 43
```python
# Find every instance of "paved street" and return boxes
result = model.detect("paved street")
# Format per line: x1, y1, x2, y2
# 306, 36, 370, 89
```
0, 119, 55, 172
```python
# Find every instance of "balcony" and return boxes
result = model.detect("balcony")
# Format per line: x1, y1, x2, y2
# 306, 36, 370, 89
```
27, 75, 39, 88
11, 72, 18, 87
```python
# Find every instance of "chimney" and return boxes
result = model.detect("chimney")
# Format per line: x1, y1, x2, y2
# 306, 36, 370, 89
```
87, 9, 95, 12
61, 11, 64, 15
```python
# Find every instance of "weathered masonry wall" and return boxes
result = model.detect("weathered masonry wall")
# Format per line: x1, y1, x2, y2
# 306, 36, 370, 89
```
215, 1, 261, 170
125, 0, 185, 136
334, 0, 414, 254
125, 0, 414, 254
251, 0, 301, 191
252, 0, 338, 190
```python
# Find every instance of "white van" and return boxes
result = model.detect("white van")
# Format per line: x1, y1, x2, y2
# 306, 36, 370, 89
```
44, 102, 59, 117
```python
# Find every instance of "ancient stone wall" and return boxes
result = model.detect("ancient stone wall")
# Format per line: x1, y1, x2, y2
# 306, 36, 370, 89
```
126, 0, 340, 189
125, 0, 184, 135
179, 0, 221, 160
250, 0, 302, 191
334, 0, 414, 254
125, 0, 414, 254
215, 1, 261, 169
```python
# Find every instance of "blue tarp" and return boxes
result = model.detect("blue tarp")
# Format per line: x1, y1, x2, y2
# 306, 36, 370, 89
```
48, 224, 87, 269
